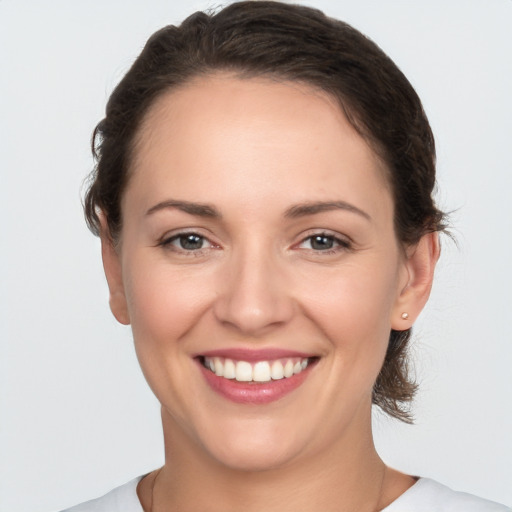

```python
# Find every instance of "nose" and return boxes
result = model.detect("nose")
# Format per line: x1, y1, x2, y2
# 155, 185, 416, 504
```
213, 246, 295, 336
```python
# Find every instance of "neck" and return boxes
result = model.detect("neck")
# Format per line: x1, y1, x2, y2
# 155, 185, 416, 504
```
142, 406, 409, 512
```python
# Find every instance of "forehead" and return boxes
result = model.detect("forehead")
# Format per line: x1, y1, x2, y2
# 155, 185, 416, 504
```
127, 74, 391, 219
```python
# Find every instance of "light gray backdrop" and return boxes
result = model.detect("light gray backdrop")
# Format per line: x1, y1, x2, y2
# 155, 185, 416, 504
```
1, 1, 511, 511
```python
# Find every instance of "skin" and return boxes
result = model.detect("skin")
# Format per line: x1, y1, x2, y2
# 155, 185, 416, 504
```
101, 74, 439, 511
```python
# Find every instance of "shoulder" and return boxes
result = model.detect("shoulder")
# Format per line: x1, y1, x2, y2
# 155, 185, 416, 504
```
384, 478, 511, 512
57, 476, 145, 512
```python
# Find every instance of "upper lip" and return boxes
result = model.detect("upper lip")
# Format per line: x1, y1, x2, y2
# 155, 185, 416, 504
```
196, 348, 317, 362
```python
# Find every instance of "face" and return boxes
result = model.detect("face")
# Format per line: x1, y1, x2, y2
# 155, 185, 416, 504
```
104, 75, 428, 471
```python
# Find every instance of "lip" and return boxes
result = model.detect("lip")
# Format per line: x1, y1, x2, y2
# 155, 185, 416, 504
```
196, 348, 315, 362
195, 353, 318, 405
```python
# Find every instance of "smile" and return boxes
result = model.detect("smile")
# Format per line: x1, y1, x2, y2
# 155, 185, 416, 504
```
202, 356, 311, 382
197, 351, 319, 404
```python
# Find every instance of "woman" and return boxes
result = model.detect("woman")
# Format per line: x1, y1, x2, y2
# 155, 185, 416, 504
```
58, 2, 509, 511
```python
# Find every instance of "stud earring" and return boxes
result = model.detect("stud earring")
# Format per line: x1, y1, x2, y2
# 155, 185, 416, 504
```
401, 312, 409, 320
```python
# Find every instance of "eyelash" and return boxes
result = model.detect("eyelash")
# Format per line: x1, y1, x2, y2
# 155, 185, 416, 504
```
296, 232, 352, 254
158, 230, 352, 256
158, 231, 216, 255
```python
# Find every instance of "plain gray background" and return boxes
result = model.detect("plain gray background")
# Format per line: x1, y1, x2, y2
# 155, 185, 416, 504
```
1, 1, 511, 511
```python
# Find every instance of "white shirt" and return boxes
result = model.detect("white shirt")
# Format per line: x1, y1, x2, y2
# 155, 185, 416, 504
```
59, 476, 511, 512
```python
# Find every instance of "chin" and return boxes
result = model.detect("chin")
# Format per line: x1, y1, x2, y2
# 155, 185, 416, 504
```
208, 440, 297, 473
196, 418, 304, 472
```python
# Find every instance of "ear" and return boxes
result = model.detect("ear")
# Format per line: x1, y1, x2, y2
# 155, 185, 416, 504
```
391, 232, 440, 331
99, 217, 131, 325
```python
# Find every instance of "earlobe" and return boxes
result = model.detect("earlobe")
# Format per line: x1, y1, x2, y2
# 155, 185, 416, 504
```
99, 219, 131, 326
392, 232, 440, 331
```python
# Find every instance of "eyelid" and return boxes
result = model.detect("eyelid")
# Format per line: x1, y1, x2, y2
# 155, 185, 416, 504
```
157, 228, 220, 251
294, 230, 353, 251
156, 228, 352, 253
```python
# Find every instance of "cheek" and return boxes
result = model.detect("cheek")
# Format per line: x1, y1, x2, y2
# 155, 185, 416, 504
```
120, 258, 218, 411
296, 259, 399, 357
123, 256, 215, 347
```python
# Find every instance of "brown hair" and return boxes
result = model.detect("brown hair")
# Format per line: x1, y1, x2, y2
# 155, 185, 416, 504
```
84, 1, 446, 422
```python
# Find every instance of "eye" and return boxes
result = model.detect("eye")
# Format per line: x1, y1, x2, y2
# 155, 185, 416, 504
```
309, 234, 336, 251
297, 233, 351, 252
160, 232, 213, 252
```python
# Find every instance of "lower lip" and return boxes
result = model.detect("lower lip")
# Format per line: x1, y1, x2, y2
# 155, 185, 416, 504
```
198, 361, 314, 404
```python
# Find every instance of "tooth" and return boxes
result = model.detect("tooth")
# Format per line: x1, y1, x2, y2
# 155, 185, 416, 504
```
223, 358, 236, 379
271, 360, 285, 380
253, 361, 271, 382
284, 360, 294, 378
214, 357, 224, 376
235, 361, 253, 382
205, 356, 312, 381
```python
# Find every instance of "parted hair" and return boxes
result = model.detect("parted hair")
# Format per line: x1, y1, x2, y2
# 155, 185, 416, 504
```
84, 1, 446, 422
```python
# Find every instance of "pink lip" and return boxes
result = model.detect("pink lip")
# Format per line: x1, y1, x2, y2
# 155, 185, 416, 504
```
196, 358, 317, 405
197, 348, 315, 362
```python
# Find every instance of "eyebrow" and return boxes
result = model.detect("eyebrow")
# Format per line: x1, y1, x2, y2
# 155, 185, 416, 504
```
146, 199, 221, 218
284, 201, 372, 221
146, 199, 371, 221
